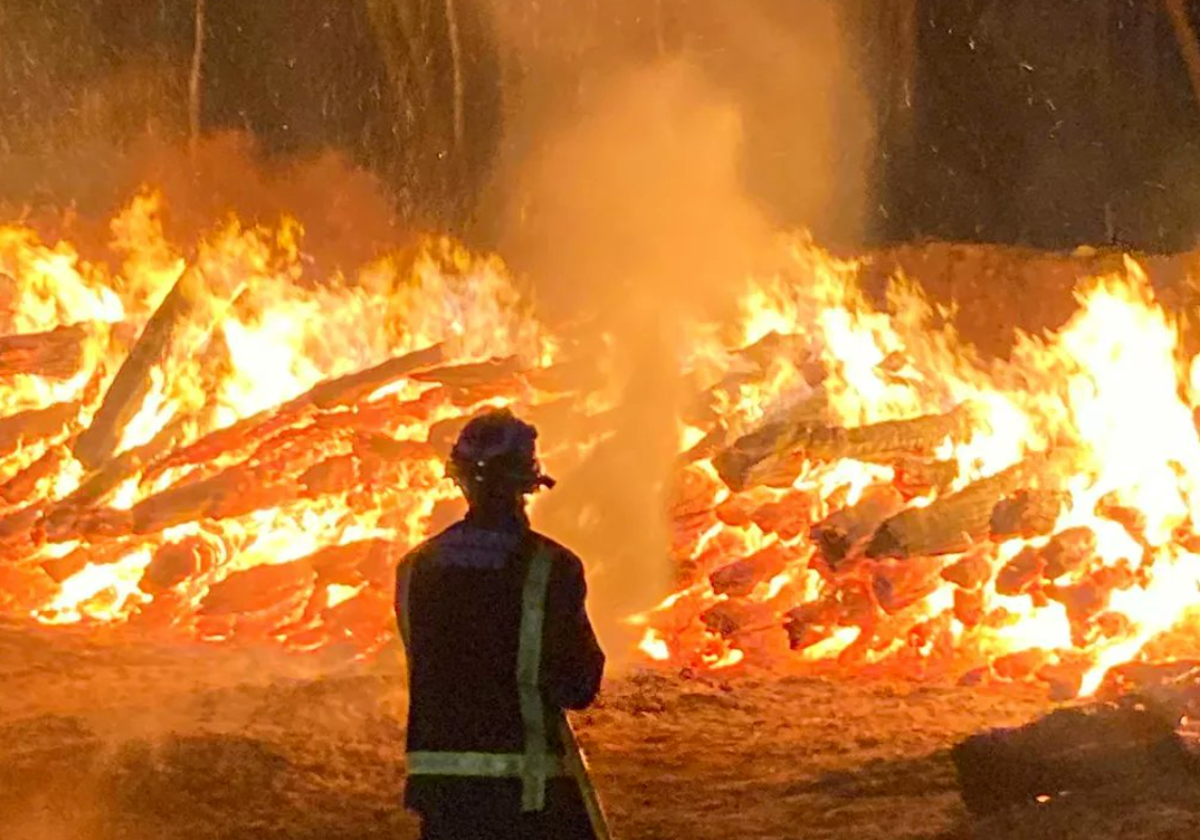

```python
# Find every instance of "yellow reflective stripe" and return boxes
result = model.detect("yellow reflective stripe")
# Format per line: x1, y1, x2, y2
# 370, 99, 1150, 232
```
516, 545, 554, 812
407, 751, 566, 778
558, 714, 613, 840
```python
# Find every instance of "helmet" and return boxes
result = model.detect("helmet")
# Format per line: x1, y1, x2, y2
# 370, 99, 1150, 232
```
447, 408, 556, 494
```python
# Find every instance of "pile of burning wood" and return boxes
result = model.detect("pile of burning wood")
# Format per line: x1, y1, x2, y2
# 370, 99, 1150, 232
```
1, 193, 1199, 699
637, 255, 1200, 697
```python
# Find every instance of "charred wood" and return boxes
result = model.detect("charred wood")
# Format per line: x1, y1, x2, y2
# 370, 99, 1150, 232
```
748, 495, 812, 541
0, 502, 48, 560
0, 400, 81, 460
953, 587, 985, 627
307, 343, 444, 408
714, 402, 976, 492
892, 455, 957, 499
1036, 655, 1093, 701
995, 546, 1045, 596
811, 485, 905, 571
873, 555, 943, 614
952, 703, 1198, 817
142, 535, 222, 592
940, 547, 994, 590
410, 355, 525, 388
670, 463, 725, 520
866, 460, 1035, 559
0, 445, 67, 504
0, 324, 87, 379
701, 600, 778, 637
198, 561, 316, 617
991, 648, 1053, 681
709, 543, 792, 597
1041, 526, 1097, 579
783, 599, 841, 651
990, 489, 1067, 539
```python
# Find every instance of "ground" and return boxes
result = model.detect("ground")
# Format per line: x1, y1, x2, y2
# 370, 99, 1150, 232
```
1, 623, 1198, 840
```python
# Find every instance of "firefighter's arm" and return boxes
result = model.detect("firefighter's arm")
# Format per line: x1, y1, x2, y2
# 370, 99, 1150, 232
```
391, 544, 417, 653
543, 553, 605, 710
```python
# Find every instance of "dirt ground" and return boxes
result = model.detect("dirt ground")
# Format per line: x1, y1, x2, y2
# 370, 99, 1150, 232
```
1, 623, 1198, 840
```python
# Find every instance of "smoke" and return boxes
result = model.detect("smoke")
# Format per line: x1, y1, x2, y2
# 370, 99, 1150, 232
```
504, 59, 772, 654
486, 1, 872, 657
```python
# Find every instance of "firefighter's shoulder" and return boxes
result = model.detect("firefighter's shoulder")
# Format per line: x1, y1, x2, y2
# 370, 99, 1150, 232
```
528, 531, 586, 580
396, 522, 461, 567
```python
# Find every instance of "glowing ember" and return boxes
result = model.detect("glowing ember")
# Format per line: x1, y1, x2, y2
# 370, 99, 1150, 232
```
0, 191, 1198, 697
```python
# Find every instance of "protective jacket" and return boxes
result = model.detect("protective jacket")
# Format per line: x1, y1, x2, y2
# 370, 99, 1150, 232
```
395, 509, 606, 838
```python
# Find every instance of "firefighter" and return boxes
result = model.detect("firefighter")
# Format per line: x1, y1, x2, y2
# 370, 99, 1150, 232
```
395, 408, 608, 840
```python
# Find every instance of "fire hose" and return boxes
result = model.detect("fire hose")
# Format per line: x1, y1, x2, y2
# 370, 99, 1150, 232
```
559, 714, 614, 840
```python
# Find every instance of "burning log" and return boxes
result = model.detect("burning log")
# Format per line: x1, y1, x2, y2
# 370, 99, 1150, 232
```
708, 543, 792, 597
713, 490, 763, 528
410, 355, 525, 388
953, 587, 985, 627
747, 495, 813, 541
713, 402, 976, 492
700, 600, 778, 637
669, 510, 719, 567
892, 455, 957, 499
670, 463, 725, 520
40, 539, 143, 583
866, 460, 1036, 559
129, 466, 277, 536
783, 599, 841, 652
141, 536, 222, 592
73, 269, 203, 469
0, 324, 87, 379
307, 343, 444, 409
1041, 526, 1097, 579
305, 539, 392, 586
811, 485, 905, 571
197, 561, 315, 617
990, 489, 1068, 539
57, 413, 199, 512
41, 503, 132, 544
995, 546, 1045, 596
0, 502, 48, 561
1047, 561, 1138, 635
991, 648, 1053, 681
1036, 654, 1094, 701
940, 547, 994, 590
0, 399, 81, 460
144, 343, 443, 482
952, 702, 1199, 817
873, 556, 944, 614
0, 445, 67, 504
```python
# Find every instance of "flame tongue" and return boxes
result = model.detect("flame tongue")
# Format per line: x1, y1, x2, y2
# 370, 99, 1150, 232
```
0, 193, 1198, 697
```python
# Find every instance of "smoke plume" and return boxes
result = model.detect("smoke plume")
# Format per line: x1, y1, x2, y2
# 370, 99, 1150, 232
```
487, 0, 872, 656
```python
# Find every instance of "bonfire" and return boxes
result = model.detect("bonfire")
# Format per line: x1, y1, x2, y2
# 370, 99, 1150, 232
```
1, 191, 1199, 716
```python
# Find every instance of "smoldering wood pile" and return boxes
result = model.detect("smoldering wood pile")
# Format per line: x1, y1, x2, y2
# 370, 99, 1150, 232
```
952, 661, 1200, 817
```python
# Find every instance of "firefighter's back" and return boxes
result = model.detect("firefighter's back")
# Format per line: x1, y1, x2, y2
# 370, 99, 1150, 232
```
396, 409, 603, 840
403, 522, 527, 759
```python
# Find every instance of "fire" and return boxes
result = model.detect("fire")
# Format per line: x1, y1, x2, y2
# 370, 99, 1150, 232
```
0, 190, 1199, 698
640, 247, 1200, 696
